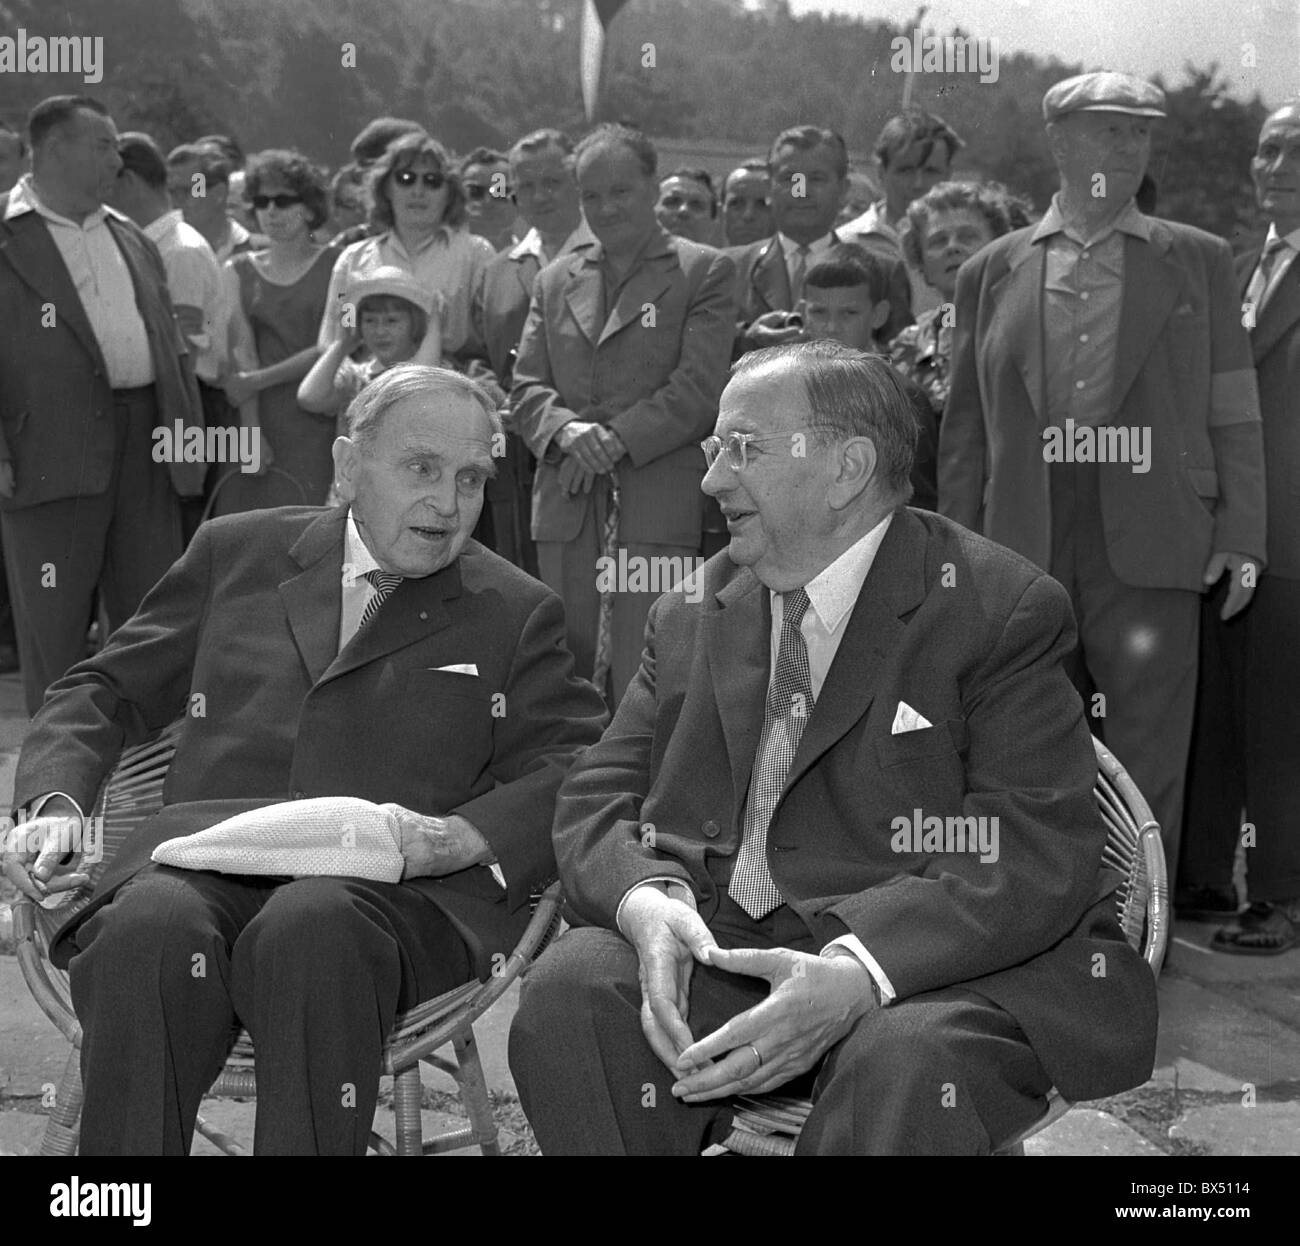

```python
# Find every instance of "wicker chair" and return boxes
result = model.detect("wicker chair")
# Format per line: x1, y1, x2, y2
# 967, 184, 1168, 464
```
715, 735, 1169, 1156
12, 720, 562, 1156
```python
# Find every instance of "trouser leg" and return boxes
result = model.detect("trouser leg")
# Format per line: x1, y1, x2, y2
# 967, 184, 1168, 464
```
68, 865, 274, 1155
230, 876, 472, 1155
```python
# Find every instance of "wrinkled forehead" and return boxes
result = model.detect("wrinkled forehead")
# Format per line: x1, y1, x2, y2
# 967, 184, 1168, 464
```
717, 364, 809, 433
377, 394, 496, 463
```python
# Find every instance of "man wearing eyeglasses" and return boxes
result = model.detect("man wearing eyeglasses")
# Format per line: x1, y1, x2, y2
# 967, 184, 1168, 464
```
511, 123, 736, 703
0, 95, 206, 714
510, 341, 1158, 1154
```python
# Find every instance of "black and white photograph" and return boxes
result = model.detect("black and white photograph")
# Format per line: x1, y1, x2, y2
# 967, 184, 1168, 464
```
0, 0, 1294, 1208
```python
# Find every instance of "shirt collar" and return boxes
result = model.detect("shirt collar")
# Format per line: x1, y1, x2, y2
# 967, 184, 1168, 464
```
343, 509, 382, 584
1032, 192, 1150, 247
587, 224, 673, 270
1263, 220, 1300, 253
773, 511, 895, 634
777, 230, 837, 261
383, 224, 453, 260
509, 218, 597, 263
144, 208, 183, 244
4, 173, 128, 228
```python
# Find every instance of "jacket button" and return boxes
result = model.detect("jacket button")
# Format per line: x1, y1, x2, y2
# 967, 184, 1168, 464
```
702, 820, 720, 839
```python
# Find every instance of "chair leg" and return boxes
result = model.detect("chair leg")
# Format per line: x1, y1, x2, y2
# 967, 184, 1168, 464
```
392, 1066, 424, 1156
453, 1030, 500, 1156
39, 1048, 83, 1156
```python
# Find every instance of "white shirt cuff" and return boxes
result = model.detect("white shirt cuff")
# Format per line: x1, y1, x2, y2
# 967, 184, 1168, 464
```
615, 877, 698, 936
822, 934, 896, 1005
27, 792, 84, 822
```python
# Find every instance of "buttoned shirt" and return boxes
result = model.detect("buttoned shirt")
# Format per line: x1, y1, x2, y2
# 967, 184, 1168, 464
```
617, 512, 900, 1007
1034, 194, 1150, 429
145, 209, 226, 384
6, 174, 154, 387
319, 226, 495, 355
776, 230, 837, 297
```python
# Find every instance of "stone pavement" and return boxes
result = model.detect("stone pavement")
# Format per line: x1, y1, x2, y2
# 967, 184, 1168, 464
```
1, 667, 1298, 1156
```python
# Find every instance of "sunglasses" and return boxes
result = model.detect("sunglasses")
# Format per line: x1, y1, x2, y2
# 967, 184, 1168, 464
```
251, 194, 302, 211
393, 169, 446, 190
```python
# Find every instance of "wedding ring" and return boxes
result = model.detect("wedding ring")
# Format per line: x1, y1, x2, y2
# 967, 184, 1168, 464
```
747, 1043, 763, 1071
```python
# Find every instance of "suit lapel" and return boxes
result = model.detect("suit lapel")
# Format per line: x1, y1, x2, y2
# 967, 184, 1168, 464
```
1111, 224, 1185, 412
986, 233, 1046, 423
751, 235, 791, 314
0, 209, 109, 374
563, 254, 604, 345
1250, 253, 1300, 362
597, 236, 674, 346
783, 511, 928, 794
512, 252, 538, 302
279, 509, 350, 685
704, 567, 770, 818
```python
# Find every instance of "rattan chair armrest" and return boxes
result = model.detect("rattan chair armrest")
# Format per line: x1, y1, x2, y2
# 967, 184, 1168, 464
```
12, 897, 81, 1044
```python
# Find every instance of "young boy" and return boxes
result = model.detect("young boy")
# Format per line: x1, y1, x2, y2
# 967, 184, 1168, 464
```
800, 243, 939, 509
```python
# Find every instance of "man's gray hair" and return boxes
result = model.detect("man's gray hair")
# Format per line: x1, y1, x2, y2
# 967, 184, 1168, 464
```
732, 341, 918, 499
344, 364, 503, 452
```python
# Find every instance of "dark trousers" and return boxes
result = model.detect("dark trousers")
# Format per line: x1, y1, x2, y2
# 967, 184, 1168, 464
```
0, 386, 182, 714
1049, 462, 1200, 884
509, 890, 1052, 1155
180, 380, 235, 546
1181, 574, 1300, 904
68, 864, 472, 1155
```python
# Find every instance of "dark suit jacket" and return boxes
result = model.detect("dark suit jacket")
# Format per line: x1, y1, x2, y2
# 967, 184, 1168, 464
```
0, 193, 206, 509
511, 229, 735, 548
551, 508, 1158, 1102
726, 231, 914, 351
939, 218, 1267, 590
1237, 245, 1300, 581
14, 505, 608, 972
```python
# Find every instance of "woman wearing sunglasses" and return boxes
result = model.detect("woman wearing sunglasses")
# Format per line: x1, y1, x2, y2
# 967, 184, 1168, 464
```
214, 148, 342, 514
317, 132, 494, 365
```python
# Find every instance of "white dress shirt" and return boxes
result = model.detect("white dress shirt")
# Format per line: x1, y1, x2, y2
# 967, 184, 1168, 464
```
6, 174, 154, 387
144, 209, 226, 384
338, 509, 388, 651
1247, 221, 1300, 317
619, 512, 898, 1006
508, 219, 597, 267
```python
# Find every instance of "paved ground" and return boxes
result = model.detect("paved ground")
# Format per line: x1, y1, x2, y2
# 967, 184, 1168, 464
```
1, 667, 1297, 1156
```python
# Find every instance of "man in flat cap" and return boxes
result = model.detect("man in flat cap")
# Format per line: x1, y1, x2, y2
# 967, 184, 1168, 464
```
939, 72, 1266, 886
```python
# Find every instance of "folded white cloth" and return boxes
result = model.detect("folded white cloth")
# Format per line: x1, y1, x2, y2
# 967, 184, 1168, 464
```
152, 797, 407, 883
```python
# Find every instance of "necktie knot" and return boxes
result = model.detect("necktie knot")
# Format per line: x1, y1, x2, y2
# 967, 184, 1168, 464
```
781, 586, 811, 627
357, 570, 403, 631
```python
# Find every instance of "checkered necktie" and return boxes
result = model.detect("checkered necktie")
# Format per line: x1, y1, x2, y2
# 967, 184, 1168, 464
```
729, 587, 815, 919
591, 471, 621, 701
358, 570, 403, 631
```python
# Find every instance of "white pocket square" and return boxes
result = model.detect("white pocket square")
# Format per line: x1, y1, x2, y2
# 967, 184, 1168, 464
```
433, 663, 478, 676
891, 701, 933, 735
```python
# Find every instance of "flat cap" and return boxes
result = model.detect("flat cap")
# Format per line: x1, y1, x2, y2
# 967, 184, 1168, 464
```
1042, 72, 1167, 123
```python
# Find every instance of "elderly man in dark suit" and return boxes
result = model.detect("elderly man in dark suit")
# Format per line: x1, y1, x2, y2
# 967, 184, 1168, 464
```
466, 128, 596, 574
728, 126, 912, 356
509, 343, 1157, 1155
511, 123, 735, 704
1181, 101, 1300, 952
939, 73, 1267, 889
0, 96, 207, 714
0, 365, 607, 1155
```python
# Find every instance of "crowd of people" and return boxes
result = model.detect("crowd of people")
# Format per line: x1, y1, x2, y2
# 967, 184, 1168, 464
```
0, 70, 1295, 1155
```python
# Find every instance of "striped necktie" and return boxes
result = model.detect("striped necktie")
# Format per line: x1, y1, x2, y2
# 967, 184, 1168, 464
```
1245, 236, 1289, 321
358, 570, 403, 632
729, 587, 815, 919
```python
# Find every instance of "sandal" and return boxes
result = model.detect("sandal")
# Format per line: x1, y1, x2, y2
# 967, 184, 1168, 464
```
1211, 901, 1300, 956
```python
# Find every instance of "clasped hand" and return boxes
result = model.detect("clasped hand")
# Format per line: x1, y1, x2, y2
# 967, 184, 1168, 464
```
621, 886, 876, 1103
0, 803, 91, 903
